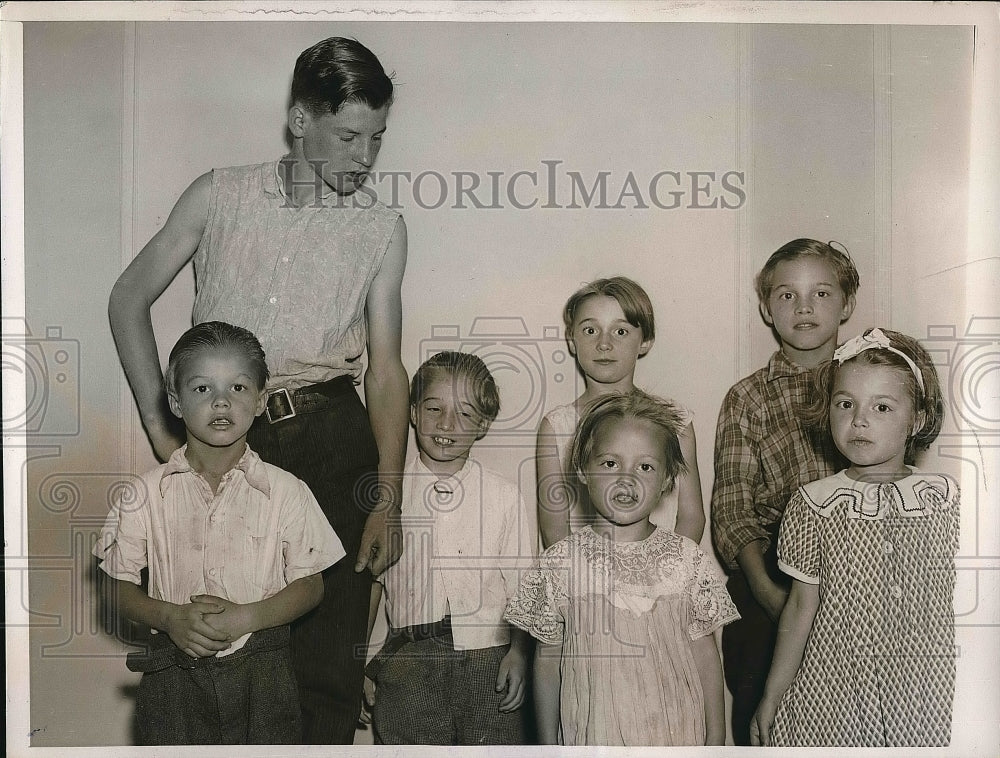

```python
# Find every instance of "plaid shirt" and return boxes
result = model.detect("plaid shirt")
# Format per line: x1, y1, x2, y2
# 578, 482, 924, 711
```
710, 350, 844, 570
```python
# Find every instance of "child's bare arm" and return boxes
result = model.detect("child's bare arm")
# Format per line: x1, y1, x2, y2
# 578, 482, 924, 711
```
673, 422, 706, 543
536, 417, 570, 549
533, 641, 562, 744
360, 581, 384, 722
496, 628, 532, 712
108, 173, 211, 462
690, 633, 726, 745
192, 574, 324, 641
737, 541, 788, 622
751, 578, 820, 746
357, 217, 409, 576
108, 578, 230, 658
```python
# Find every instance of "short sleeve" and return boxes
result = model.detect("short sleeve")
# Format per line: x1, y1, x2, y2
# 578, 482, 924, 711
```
92, 474, 151, 585
777, 489, 821, 584
687, 544, 740, 639
281, 479, 346, 584
504, 552, 568, 645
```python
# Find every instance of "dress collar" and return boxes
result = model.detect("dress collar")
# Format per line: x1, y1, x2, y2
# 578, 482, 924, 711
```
803, 468, 954, 520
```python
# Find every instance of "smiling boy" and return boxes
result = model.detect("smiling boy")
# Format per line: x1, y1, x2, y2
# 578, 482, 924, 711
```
94, 322, 344, 744
710, 239, 859, 745
363, 351, 534, 744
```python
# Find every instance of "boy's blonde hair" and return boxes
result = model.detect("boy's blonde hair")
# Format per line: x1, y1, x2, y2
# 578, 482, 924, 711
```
755, 238, 860, 303
410, 351, 501, 424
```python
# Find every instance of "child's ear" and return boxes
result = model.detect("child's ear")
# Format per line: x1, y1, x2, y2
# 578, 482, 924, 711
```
254, 389, 267, 418
474, 419, 490, 441
287, 104, 307, 139
911, 409, 927, 439
638, 336, 654, 357
409, 404, 418, 428
566, 335, 577, 357
167, 392, 183, 420
840, 293, 857, 323
759, 301, 774, 327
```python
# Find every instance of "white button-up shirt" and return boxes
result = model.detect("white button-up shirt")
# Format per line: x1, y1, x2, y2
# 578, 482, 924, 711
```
378, 456, 536, 650
94, 445, 344, 653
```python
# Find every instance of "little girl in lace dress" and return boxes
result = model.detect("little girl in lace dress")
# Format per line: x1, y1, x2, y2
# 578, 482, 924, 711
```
506, 390, 738, 745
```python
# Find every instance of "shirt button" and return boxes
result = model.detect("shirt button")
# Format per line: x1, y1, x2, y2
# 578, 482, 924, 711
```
883, 541, 894, 554
209, 514, 217, 523
209, 568, 218, 577
269, 296, 277, 304
282, 256, 290, 263
889, 584, 902, 599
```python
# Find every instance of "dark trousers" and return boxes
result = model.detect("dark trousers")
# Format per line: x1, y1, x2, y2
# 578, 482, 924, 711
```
248, 384, 379, 745
133, 626, 299, 745
721, 537, 790, 746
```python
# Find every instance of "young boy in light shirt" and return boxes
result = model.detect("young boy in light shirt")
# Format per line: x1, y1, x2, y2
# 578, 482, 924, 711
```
94, 322, 344, 744
363, 351, 535, 744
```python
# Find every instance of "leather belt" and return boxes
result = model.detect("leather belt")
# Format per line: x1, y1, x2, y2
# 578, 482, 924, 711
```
264, 375, 355, 424
126, 624, 291, 673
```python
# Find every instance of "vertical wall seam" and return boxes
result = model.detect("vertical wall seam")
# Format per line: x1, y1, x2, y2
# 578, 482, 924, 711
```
736, 24, 754, 380
873, 25, 893, 326
119, 22, 137, 472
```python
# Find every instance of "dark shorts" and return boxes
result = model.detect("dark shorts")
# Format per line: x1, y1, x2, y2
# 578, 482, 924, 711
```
369, 621, 527, 745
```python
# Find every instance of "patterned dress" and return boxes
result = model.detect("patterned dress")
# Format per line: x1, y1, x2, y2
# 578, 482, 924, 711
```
771, 469, 959, 746
505, 526, 739, 745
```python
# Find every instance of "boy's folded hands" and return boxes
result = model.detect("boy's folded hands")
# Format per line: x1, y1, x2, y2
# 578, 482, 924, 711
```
163, 597, 231, 658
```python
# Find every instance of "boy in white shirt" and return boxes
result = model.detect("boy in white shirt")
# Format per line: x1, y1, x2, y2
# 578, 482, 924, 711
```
94, 322, 344, 744
363, 351, 534, 743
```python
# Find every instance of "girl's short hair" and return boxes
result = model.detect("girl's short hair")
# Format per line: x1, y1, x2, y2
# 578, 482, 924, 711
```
409, 351, 501, 424
755, 238, 861, 303
804, 327, 944, 463
562, 276, 656, 341
570, 389, 687, 488
291, 37, 394, 115
165, 321, 269, 396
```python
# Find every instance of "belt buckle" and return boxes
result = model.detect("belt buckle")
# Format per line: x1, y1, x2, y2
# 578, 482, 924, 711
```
265, 387, 296, 424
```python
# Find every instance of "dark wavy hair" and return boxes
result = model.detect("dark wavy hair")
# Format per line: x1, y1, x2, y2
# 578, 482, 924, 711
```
291, 37, 394, 115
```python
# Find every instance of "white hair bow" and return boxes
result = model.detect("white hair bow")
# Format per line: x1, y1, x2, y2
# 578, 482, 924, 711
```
833, 327, 925, 394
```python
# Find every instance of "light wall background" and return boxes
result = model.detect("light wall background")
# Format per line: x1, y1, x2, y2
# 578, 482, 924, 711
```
14, 19, 997, 750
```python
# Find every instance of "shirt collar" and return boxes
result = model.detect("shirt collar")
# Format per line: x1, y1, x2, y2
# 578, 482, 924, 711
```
160, 444, 272, 498
412, 455, 476, 493
266, 156, 336, 202
766, 348, 817, 381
